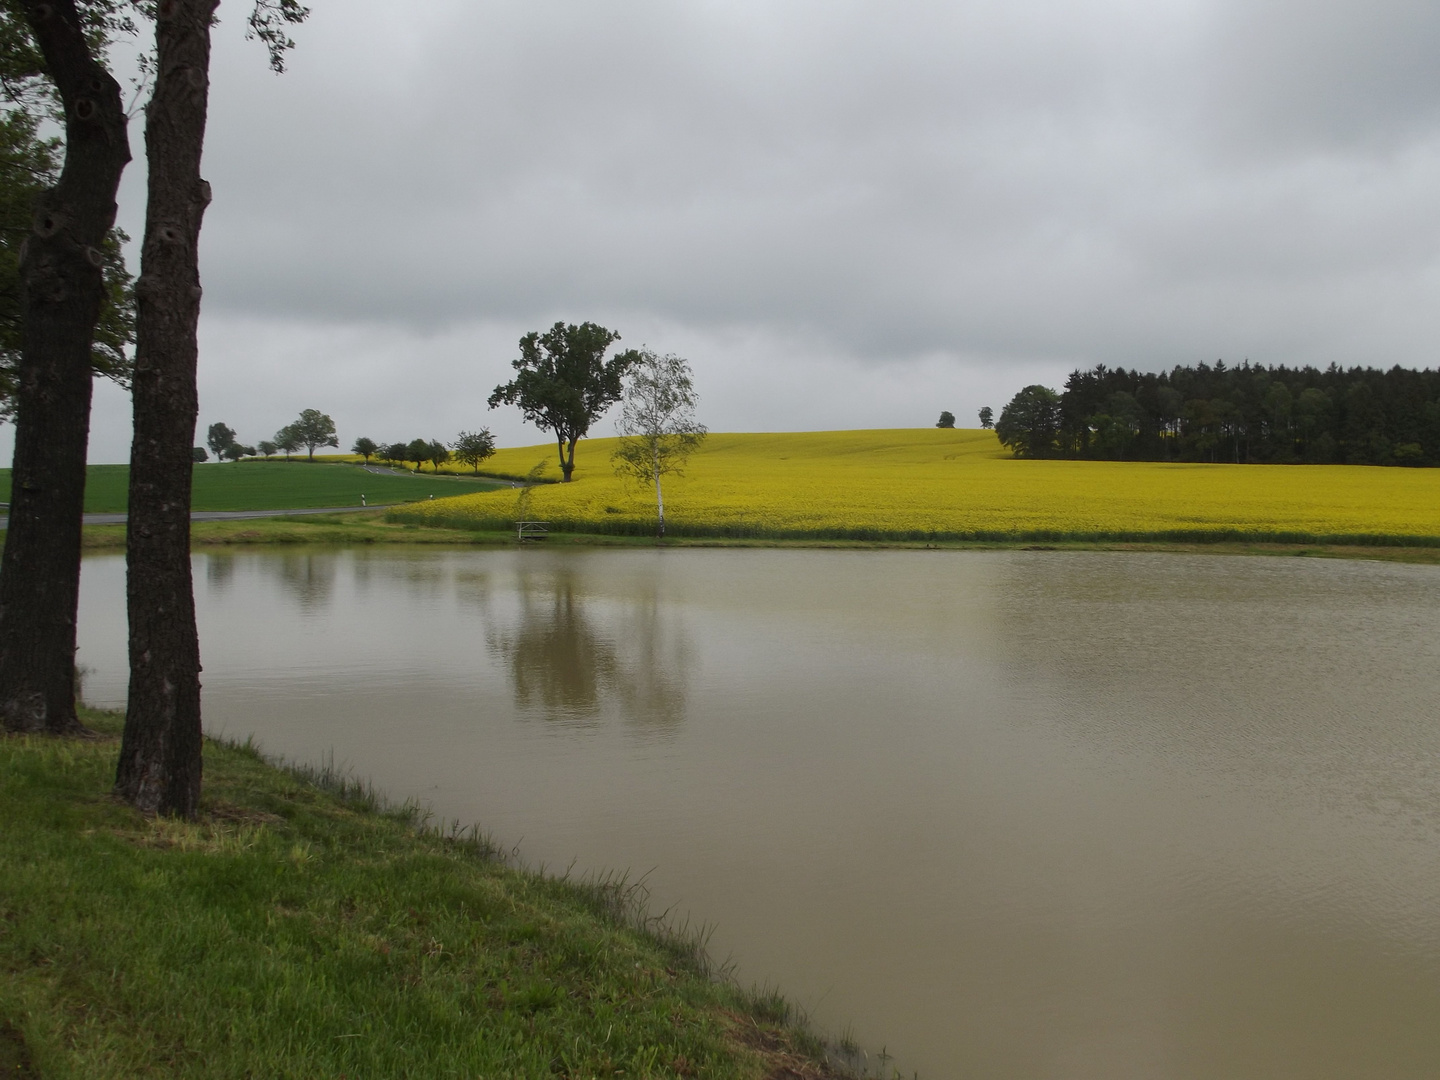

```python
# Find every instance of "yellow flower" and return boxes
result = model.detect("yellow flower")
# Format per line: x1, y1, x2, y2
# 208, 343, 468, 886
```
392, 429, 1440, 542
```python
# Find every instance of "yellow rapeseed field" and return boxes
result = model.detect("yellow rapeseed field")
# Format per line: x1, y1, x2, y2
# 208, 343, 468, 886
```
389, 429, 1440, 542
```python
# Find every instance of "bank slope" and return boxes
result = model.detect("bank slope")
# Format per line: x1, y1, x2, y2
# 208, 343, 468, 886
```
0, 713, 849, 1079
389, 429, 1440, 544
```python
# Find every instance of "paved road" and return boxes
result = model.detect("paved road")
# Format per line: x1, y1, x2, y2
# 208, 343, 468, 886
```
0, 504, 391, 528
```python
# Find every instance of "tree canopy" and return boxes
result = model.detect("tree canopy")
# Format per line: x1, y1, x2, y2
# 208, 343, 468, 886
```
936, 410, 955, 429
288, 408, 337, 460
996, 361, 1440, 466
205, 421, 235, 458
611, 349, 706, 537
489, 321, 639, 482
995, 385, 1062, 458
451, 428, 496, 473
274, 425, 302, 461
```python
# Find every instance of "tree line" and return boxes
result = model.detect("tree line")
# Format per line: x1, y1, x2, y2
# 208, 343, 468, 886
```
993, 361, 1440, 465
351, 431, 496, 474
199, 407, 336, 462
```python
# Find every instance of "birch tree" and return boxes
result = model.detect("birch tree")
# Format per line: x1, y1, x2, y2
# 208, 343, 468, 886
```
611, 349, 705, 538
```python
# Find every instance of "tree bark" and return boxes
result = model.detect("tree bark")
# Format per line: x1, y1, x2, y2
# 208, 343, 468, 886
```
561, 436, 576, 481
0, 1, 130, 735
653, 447, 664, 538
115, 0, 216, 816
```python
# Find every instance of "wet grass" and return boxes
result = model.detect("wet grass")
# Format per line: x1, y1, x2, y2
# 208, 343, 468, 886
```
0, 709, 876, 1079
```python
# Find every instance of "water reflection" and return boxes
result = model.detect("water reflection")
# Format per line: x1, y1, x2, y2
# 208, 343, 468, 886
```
488, 568, 689, 731
205, 553, 235, 592
73, 547, 1440, 1079
275, 553, 338, 613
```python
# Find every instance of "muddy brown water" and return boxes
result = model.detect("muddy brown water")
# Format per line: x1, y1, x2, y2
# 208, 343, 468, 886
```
77, 548, 1440, 1079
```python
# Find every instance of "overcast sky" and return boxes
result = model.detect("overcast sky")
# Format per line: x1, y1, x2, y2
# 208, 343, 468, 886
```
14, 0, 1440, 463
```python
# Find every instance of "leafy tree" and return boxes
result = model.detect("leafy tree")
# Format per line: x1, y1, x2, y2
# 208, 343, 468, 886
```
205, 421, 236, 458
117, 0, 310, 818
287, 407, 337, 461
257, 439, 277, 458
221, 443, 246, 462
1090, 391, 1143, 459
611, 349, 706, 538
350, 435, 376, 464
489, 321, 639, 482
0, 0, 134, 735
995, 385, 1062, 458
191, 446, 207, 463
274, 424, 301, 461
451, 428, 496, 474
936, 410, 955, 429
978, 406, 993, 429
404, 437, 448, 473
380, 441, 407, 468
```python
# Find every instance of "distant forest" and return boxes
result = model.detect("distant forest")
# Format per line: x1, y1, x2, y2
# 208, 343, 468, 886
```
995, 361, 1440, 466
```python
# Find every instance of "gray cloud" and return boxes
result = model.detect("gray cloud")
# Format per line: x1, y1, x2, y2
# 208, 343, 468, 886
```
11, 0, 1440, 463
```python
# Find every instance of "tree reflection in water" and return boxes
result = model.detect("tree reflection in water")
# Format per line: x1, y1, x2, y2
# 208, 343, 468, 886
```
489, 568, 690, 732
275, 553, 338, 613
203, 553, 235, 593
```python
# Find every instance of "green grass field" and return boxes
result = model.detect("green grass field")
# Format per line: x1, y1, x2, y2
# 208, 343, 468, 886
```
0, 710, 850, 1079
0, 461, 506, 514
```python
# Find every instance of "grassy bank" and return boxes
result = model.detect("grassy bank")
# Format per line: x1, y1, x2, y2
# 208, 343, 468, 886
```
0, 710, 858, 1079
72, 513, 1440, 564
81, 513, 517, 550
0, 462, 503, 514
389, 429, 1440, 546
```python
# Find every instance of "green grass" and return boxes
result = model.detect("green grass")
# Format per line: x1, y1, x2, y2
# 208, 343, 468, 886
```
0, 462, 506, 514
0, 710, 856, 1079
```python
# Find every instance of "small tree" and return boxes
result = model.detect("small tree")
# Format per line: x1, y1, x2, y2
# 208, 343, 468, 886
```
221, 443, 245, 462
206, 422, 237, 459
288, 408, 338, 461
192, 447, 208, 463
489, 321, 639, 482
257, 440, 278, 458
275, 425, 302, 462
351, 436, 377, 464
381, 442, 407, 468
978, 406, 994, 429
426, 440, 451, 473
451, 429, 497, 474
611, 349, 706, 538
405, 438, 431, 472
936, 411, 955, 429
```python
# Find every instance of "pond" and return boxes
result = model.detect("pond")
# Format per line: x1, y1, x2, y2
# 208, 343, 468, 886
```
77, 548, 1440, 1079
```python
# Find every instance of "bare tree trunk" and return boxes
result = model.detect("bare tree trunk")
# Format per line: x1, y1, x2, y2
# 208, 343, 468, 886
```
0, 1, 130, 734
115, 0, 217, 816
652, 446, 664, 538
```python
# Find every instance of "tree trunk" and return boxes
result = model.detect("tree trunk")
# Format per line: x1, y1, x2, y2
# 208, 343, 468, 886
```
653, 445, 665, 538
115, 0, 217, 817
561, 436, 576, 481
0, 1, 130, 735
